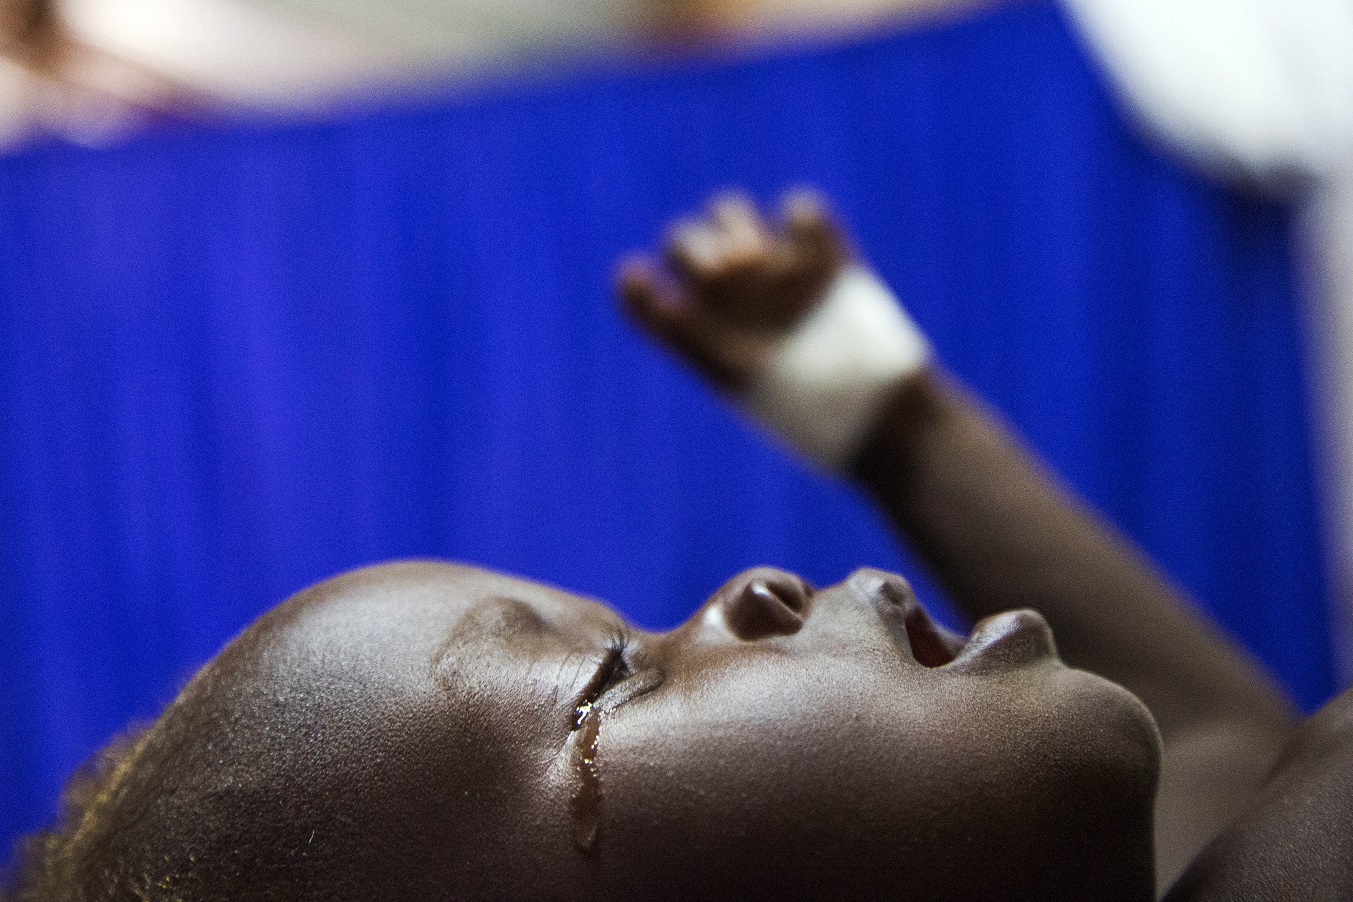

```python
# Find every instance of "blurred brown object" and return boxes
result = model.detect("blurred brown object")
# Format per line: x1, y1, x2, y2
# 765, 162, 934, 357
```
645, 0, 1003, 44
0, 0, 410, 150
0, 0, 217, 148
1, 0, 59, 68
0, 0, 1001, 151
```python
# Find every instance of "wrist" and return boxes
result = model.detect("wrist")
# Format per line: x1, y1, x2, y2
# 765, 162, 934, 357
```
739, 265, 931, 471
848, 368, 945, 489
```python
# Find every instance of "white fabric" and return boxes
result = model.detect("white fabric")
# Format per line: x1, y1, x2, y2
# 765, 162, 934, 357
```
741, 265, 928, 470
1060, 0, 1353, 183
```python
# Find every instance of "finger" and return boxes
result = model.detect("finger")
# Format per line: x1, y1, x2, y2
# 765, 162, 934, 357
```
616, 256, 702, 348
710, 193, 768, 244
710, 192, 760, 228
709, 193, 774, 267
780, 188, 849, 275
616, 255, 741, 388
663, 219, 725, 284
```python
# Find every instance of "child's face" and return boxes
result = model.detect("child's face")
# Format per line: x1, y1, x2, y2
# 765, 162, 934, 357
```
156, 560, 1160, 899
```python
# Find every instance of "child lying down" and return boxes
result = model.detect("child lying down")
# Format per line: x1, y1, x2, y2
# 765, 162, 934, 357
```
7, 192, 1350, 901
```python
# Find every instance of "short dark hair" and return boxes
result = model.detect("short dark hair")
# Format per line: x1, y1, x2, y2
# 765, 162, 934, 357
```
4, 726, 152, 902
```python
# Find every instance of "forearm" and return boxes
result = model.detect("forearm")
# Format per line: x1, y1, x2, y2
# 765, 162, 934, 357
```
850, 370, 1295, 742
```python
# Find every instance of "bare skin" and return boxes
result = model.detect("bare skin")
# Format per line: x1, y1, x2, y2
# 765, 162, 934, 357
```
618, 191, 1351, 897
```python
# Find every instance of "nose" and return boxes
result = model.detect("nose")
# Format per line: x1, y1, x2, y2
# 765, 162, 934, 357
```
708, 567, 812, 641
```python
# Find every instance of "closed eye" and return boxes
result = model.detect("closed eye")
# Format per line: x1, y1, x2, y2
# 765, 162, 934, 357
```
572, 628, 662, 728
573, 633, 632, 726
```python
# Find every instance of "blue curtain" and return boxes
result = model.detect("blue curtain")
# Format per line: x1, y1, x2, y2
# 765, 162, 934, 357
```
0, 0, 1334, 858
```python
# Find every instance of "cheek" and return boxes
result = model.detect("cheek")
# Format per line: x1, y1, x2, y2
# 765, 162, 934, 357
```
589, 663, 1160, 897
591, 666, 974, 876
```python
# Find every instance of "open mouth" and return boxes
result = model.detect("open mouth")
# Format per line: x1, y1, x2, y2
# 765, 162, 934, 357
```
902, 602, 964, 667
848, 568, 1055, 669
848, 569, 964, 667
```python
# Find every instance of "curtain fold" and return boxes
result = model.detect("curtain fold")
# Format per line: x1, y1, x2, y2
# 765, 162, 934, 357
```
0, 1, 1333, 856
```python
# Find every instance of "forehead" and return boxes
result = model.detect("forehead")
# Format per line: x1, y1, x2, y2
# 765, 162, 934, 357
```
242, 561, 621, 680
193, 561, 627, 783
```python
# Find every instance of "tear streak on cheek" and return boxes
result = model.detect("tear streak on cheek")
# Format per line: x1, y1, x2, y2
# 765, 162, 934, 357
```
566, 709, 602, 851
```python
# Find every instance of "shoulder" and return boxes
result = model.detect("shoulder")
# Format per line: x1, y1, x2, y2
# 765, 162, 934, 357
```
1164, 686, 1353, 900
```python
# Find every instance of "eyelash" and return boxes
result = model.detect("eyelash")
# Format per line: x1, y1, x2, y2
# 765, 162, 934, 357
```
573, 628, 638, 728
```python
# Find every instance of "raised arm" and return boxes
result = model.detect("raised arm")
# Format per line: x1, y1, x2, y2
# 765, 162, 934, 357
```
617, 191, 1298, 889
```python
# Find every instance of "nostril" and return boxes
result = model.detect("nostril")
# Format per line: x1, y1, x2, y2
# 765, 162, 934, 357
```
754, 578, 808, 614
724, 576, 808, 641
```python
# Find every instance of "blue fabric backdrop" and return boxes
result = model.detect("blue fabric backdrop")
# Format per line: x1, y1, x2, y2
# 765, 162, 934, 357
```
0, 0, 1335, 860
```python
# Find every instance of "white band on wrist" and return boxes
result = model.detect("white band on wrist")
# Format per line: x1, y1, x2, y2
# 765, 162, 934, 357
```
741, 265, 929, 470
